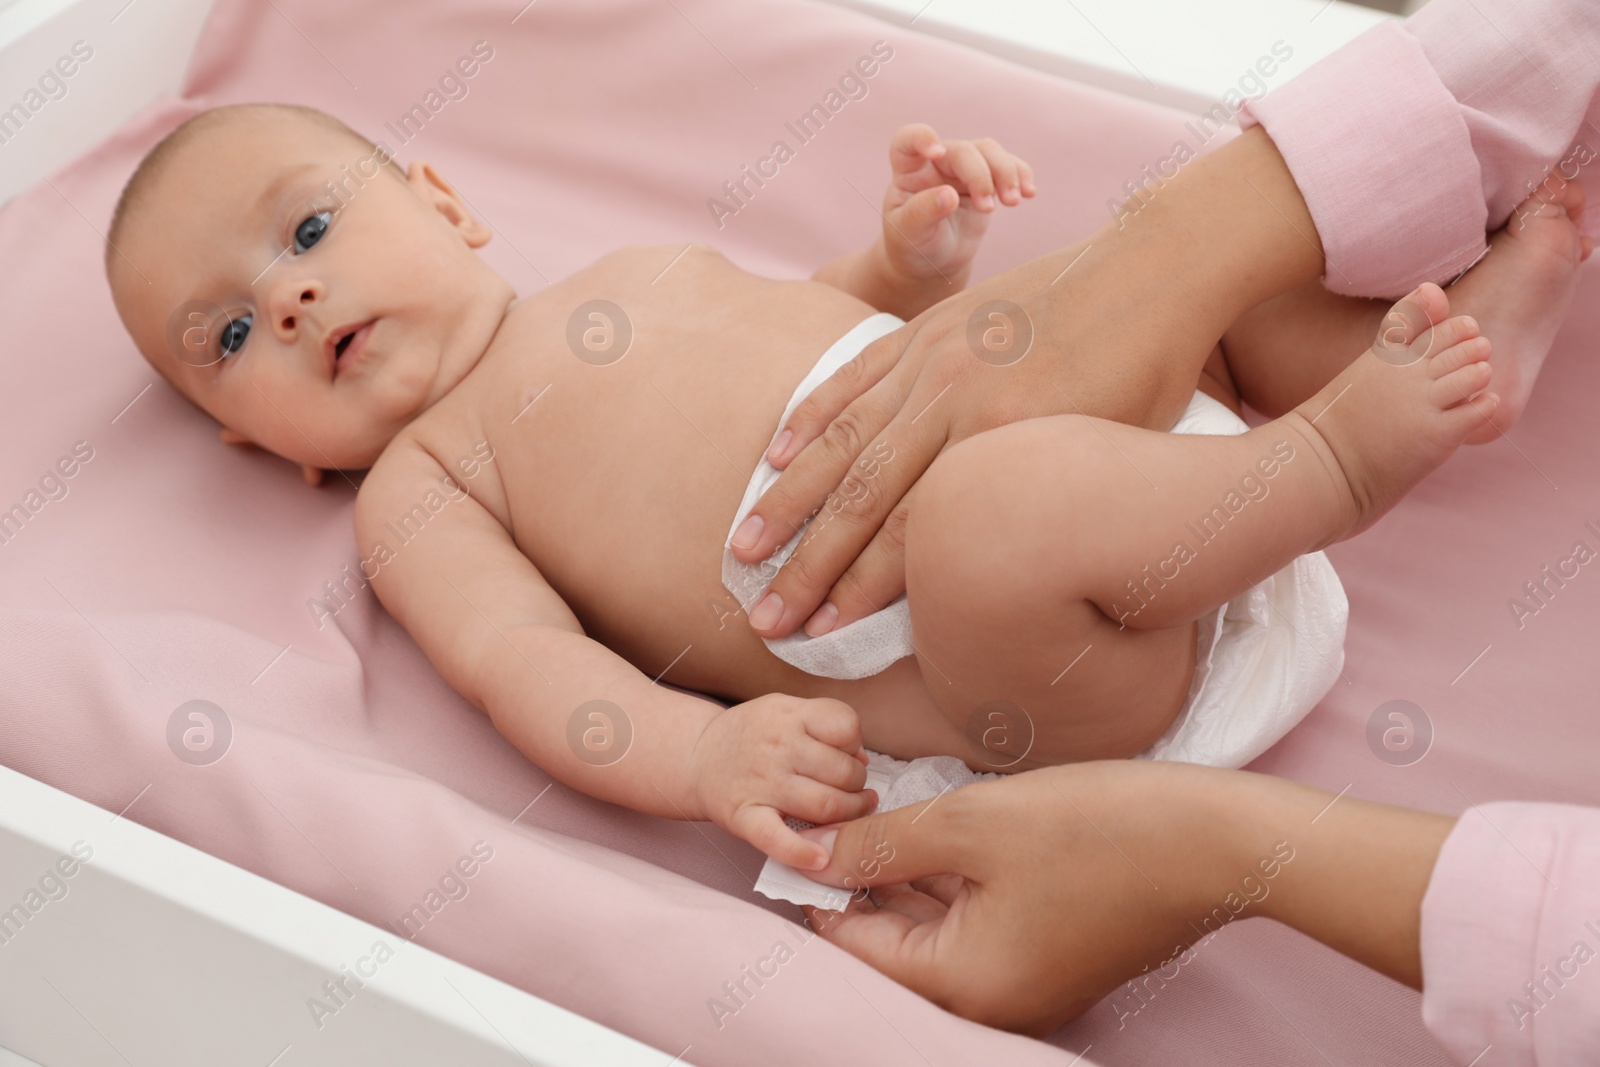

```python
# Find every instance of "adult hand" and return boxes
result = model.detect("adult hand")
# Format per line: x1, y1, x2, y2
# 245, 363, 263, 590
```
730, 244, 1207, 640
797, 761, 1246, 1036
798, 761, 1451, 1036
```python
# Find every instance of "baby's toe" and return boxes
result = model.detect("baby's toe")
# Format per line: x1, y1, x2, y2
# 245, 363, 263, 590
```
1427, 334, 1492, 380
1375, 284, 1449, 357
1430, 359, 1494, 409
1419, 316, 1482, 369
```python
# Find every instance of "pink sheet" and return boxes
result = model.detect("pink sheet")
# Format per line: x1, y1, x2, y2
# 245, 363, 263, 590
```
3, 0, 1596, 1063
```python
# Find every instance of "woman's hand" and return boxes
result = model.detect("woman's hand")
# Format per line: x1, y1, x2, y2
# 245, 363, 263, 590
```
799, 760, 1453, 1036
731, 256, 1152, 640
797, 761, 1247, 1035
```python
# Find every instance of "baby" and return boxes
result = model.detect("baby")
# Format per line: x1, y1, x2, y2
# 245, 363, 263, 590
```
105, 103, 1587, 873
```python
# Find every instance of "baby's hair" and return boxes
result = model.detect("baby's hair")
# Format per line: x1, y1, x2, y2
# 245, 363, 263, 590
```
103, 102, 393, 279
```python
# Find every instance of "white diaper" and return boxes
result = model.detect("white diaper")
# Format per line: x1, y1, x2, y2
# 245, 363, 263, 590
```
735, 317, 1349, 909
722, 313, 913, 681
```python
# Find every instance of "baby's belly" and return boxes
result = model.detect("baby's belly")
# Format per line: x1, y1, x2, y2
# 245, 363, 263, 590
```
487, 246, 897, 702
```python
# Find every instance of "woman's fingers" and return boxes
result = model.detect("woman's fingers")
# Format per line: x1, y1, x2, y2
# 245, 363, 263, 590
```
803, 496, 913, 636
793, 797, 977, 988
747, 409, 937, 638
763, 327, 910, 471
732, 337, 918, 582
910, 872, 969, 908
801, 792, 977, 890
800, 887, 950, 986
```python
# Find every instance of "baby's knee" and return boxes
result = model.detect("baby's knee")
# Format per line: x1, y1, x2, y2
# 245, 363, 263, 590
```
908, 417, 1100, 604
907, 431, 1010, 579
914, 413, 1101, 524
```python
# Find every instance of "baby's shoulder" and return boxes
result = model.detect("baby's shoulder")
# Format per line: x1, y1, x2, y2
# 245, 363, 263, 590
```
355, 429, 516, 567
568, 242, 732, 288
497, 243, 742, 338
358, 424, 506, 529
356, 430, 440, 517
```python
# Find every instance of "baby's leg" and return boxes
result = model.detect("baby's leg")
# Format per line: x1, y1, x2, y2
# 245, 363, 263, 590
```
1220, 181, 1590, 437
905, 284, 1495, 765
904, 412, 1348, 765
1217, 282, 1386, 419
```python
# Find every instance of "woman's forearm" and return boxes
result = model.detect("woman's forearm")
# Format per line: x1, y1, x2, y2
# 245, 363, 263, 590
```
900, 126, 1329, 437
1217, 771, 1456, 989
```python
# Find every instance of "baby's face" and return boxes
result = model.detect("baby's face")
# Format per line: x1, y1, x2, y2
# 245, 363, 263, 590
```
109, 109, 515, 471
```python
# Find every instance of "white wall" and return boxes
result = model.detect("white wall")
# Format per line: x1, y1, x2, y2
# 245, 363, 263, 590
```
0, 0, 214, 207
822, 0, 1391, 112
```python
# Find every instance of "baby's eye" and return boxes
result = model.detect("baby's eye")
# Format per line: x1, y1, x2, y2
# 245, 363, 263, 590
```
293, 211, 331, 254
219, 313, 252, 356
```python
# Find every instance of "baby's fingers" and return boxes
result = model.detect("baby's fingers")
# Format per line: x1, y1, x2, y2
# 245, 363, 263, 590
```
1016, 155, 1036, 198
736, 805, 832, 870
802, 697, 865, 755
795, 737, 871, 792
889, 123, 946, 176
974, 138, 1033, 205
783, 778, 879, 831
888, 185, 960, 240
938, 141, 997, 210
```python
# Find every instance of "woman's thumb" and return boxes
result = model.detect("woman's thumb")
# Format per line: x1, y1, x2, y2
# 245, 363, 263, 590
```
799, 799, 972, 891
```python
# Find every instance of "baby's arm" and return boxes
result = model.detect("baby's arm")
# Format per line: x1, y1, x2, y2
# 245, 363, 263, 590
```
355, 441, 874, 870
814, 124, 1035, 320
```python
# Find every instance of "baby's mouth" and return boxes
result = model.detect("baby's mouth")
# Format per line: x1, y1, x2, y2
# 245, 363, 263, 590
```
329, 319, 376, 378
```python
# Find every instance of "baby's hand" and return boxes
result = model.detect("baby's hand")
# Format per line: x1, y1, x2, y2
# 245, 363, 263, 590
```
878, 123, 1036, 284
690, 694, 877, 870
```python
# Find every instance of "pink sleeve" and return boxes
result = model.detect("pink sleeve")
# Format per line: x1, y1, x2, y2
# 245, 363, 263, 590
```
1239, 0, 1600, 299
1421, 802, 1600, 1067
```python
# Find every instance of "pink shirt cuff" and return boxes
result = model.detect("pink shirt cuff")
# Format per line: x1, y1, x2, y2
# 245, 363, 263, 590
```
1239, 21, 1489, 299
1421, 802, 1600, 1067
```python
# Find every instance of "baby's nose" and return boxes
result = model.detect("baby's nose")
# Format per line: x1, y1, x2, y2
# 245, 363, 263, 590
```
272, 279, 326, 337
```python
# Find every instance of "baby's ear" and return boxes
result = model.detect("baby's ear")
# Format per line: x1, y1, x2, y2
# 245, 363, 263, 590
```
219, 428, 253, 447
407, 160, 492, 248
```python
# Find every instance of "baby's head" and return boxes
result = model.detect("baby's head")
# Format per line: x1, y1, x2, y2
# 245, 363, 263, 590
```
106, 103, 515, 478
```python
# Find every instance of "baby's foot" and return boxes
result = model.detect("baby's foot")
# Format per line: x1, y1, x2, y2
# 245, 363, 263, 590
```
1288, 284, 1497, 545
1445, 177, 1590, 443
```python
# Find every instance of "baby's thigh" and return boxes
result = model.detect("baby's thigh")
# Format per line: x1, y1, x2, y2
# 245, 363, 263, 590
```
903, 418, 1195, 764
